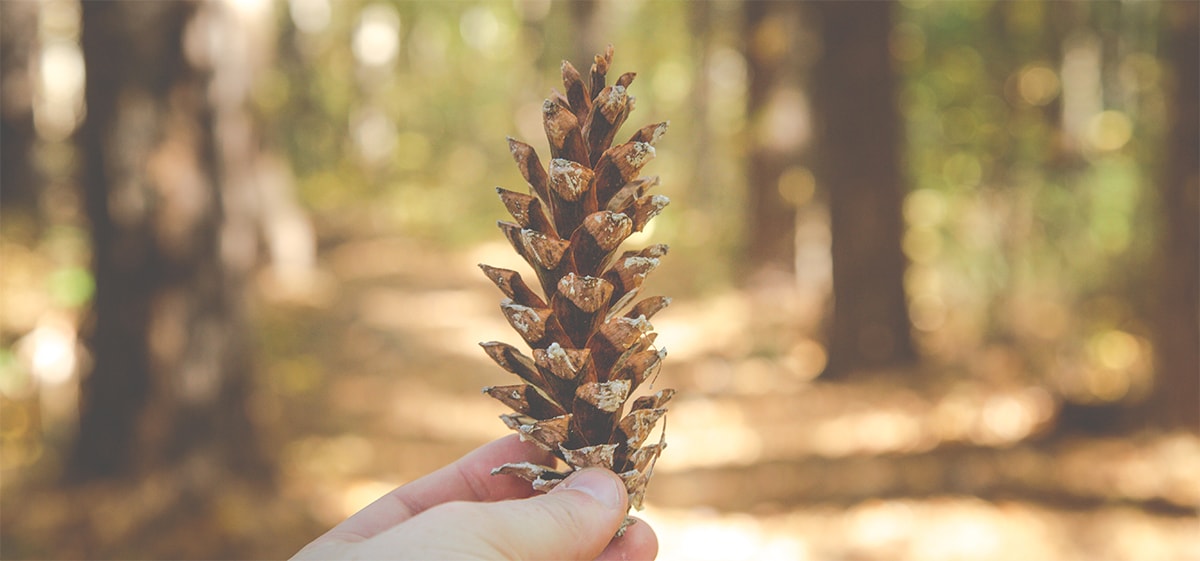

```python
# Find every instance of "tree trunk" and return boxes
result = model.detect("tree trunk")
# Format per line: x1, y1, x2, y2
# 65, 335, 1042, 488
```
0, 1, 41, 217
742, 0, 802, 278
812, 1, 916, 377
568, 0, 602, 70
1153, 1, 1199, 431
70, 1, 268, 482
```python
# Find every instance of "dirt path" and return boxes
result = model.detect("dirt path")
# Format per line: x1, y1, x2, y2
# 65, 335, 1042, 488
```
4, 234, 1195, 560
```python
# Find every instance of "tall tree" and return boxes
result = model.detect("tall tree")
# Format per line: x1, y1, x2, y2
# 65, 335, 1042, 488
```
811, 1, 916, 377
70, 1, 269, 482
1153, 1, 1199, 431
568, 0, 602, 70
0, 1, 41, 217
742, 0, 803, 278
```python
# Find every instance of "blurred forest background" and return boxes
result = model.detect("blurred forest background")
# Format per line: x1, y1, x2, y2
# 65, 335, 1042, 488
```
1, 0, 1197, 559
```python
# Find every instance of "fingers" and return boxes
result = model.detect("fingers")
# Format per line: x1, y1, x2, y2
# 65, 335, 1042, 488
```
388, 468, 633, 560
291, 438, 661, 561
596, 517, 659, 561
409, 433, 558, 504
324, 434, 555, 541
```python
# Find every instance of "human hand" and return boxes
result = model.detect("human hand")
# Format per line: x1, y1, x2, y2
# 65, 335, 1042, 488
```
290, 434, 659, 560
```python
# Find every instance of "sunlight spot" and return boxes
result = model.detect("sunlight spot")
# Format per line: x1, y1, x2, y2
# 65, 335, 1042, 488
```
846, 500, 914, 551
812, 416, 859, 457
1017, 64, 1060, 106
460, 7, 511, 55
784, 339, 826, 381
289, 0, 331, 34
1086, 110, 1132, 152
932, 390, 977, 442
1089, 329, 1141, 371
17, 316, 77, 386
980, 393, 1034, 444
1114, 455, 1159, 500
903, 188, 947, 227
708, 47, 747, 98
672, 517, 768, 561
642, 508, 812, 561
223, 0, 271, 19
909, 293, 946, 332
353, 4, 401, 67
912, 507, 1001, 560
47, 266, 94, 308
625, 219, 658, 248
905, 265, 942, 298
1061, 34, 1102, 148
778, 166, 816, 206
902, 226, 942, 264
858, 410, 923, 453
353, 107, 397, 164
755, 88, 810, 152
35, 39, 85, 141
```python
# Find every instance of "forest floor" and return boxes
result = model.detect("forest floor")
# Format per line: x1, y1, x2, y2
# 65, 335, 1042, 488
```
2, 234, 1198, 560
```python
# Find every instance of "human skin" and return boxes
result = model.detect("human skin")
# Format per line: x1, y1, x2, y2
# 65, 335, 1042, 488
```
290, 434, 659, 560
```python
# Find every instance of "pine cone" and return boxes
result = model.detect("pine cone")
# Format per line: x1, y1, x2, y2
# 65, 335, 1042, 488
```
480, 45, 672, 531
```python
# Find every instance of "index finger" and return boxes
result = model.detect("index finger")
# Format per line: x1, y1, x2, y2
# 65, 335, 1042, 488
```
325, 434, 555, 541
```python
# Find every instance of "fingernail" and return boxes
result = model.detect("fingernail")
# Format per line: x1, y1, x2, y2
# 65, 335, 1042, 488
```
560, 468, 624, 510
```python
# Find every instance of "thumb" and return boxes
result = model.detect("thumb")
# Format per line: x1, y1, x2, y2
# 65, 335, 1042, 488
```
395, 468, 630, 560
476, 468, 630, 560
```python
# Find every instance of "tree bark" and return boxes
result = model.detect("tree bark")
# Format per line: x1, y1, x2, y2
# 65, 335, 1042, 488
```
742, 0, 801, 278
70, 1, 268, 482
568, 0, 602, 70
0, 1, 41, 217
812, 1, 916, 377
1153, 1, 1199, 431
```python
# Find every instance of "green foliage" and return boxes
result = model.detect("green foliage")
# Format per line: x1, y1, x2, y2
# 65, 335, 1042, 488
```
898, 0, 1163, 377
258, 0, 748, 294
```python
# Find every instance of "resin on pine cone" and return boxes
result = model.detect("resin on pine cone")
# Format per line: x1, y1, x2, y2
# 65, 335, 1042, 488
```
480, 45, 672, 522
